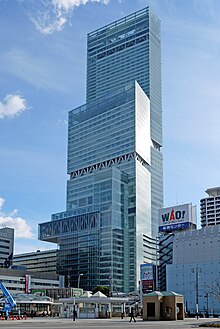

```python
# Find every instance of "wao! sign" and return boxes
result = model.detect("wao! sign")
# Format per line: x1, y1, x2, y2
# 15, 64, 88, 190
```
158, 203, 195, 233
161, 208, 186, 223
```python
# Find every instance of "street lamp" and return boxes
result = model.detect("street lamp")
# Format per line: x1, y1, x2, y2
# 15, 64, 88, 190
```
78, 273, 83, 289
73, 294, 76, 321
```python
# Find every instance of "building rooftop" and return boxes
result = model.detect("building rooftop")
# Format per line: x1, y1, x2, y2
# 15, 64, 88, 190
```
144, 291, 183, 297
0, 293, 52, 303
205, 187, 220, 197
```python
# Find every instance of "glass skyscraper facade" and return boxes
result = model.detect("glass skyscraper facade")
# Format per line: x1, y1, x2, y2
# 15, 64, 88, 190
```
87, 7, 162, 237
39, 7, 163, 293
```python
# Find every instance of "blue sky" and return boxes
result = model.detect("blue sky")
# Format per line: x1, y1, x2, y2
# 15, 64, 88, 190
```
0, 0, 220, 254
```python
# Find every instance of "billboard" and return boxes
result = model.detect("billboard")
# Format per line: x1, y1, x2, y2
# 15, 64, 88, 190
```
142, 280, 153, 293
140, 263, 154, 293
140, 263, 153, 280
71, 288, 83, 297
32, 289, 46, 296
158, 203, 196, 233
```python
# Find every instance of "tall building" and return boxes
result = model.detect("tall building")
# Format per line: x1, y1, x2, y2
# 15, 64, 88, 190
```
87, 7, 163, 236
200, 187, 220, 227
0, 227, 14, 268
39, 7, 163, 293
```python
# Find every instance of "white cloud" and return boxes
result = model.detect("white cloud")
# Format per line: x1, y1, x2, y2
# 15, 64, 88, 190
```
30, 11, 67, 35
0, 197, 5, 210
52, 0, 110, 11
0, 216, 33, 238
26, 0, 110, 35
0, 94, 27, 119
0, 197, 33, 239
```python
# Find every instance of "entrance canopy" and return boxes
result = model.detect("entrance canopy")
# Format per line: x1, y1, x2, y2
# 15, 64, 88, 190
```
60, 291, 129, 318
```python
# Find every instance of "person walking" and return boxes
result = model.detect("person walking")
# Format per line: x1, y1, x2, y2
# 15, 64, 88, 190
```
129, 308, 136, 323
5, 310, 9, 320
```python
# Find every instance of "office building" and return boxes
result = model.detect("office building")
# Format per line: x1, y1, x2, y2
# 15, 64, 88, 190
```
0, 267, 59, 294
13, 249, 58, 275
0, 227, 14, 268
86, 7, 163, 237
200, 187, 220, 227
166, 225, 220, 315
39, 7, 163, 293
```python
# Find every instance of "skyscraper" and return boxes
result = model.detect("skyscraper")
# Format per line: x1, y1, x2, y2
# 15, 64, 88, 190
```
39, 7, 163, 293
87, 8, 163, 237
200, 187, 220, 227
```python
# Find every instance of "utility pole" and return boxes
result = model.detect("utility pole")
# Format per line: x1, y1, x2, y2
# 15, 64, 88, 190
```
195, 267, 199, 319
205, 293, 209, 317
192, 266, 201, 319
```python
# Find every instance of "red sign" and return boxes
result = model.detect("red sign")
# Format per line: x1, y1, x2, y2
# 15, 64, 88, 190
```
25, 275, 31, 293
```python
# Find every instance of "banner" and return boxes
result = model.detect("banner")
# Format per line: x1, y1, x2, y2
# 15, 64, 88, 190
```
25, 275, 31, 294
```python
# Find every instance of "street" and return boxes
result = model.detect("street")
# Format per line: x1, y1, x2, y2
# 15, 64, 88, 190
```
0, 317, 216, 329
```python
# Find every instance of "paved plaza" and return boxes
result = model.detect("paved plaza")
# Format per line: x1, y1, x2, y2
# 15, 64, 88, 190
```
0, 317, 217, 329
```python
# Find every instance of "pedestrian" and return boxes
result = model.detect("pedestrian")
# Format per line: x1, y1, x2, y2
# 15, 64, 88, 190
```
129, 308, 136, 323
5, 310, 9, 320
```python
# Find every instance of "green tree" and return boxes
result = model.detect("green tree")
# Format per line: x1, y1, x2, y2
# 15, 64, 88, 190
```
92, 286, 110, 297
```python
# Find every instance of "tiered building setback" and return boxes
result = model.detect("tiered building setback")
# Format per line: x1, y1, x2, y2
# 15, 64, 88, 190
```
39, 7, 163, 293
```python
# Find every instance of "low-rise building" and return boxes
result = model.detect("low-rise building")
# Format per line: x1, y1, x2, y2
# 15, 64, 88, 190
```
0, 267, 60, 295
13, 249, 57, 275
166, 225, 220, 315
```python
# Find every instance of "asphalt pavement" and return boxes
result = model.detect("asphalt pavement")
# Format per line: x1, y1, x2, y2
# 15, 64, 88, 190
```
0, 317, 216, 329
